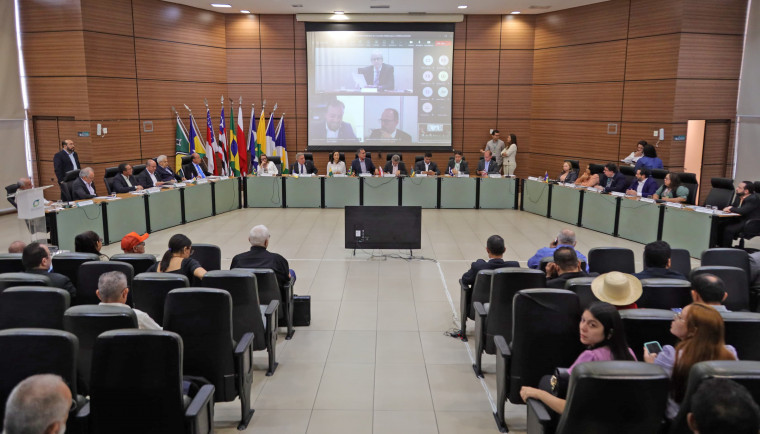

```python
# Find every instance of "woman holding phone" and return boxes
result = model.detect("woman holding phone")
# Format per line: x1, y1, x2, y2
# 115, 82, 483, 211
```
644, 303, 737, 419
520, 302, 636, 414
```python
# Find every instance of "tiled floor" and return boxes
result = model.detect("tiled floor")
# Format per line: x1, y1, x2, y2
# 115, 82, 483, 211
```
0, 207, 719, 433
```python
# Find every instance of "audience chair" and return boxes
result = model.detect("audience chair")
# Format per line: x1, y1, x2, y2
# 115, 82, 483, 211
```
668, 360, 760, 434
52, 252, 99, 288
64, 304, 138, 394
669, 248, 692, 279
103, 166, 120, 195
473, 268, 546, 377
110, 253, 158, 276
620, 308, 679, 361
720, 311, 760, 361
494, 289, 583, 432
4, 183, 18, 207
638, 278, 692, 310
701, 248, 751, 282
201, 270, 279, 375
90, 329, 215, 434
132, 164, 146, 176
527, 361, 669, 434
676, 172, 699, 205
738, 218, 760, 249
132, 272, 189, 325
564, 277, 598, 310
191, 244, 221, 272
0, 287, 70, 330
0, 253, 24, 274
235, 268, 295, 339
652, 169, 669, 188
76, 261, 134, 306
588, 247, 635, 274
619, 165, 635, 186
0, 328, 87, 431
704, 178, 735, 208
164, 288, 254, 429
690, 266, 749, 311
0, 272, 51, 291
458, 269, 496, 342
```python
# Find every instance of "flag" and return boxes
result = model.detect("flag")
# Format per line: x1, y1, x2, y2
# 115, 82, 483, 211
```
206, 106, 220, 176
236, 104, 245, 175
266, 112, 278, 172
189, 113, 212, 174
248, 105, 258, 172
219, 105, 228, 176
275, 115, 289, 173
256, 106, 267, 159
174, 114, 190, 173
228, 104, 240, 176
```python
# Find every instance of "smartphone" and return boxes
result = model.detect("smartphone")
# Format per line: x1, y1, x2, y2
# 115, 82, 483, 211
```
644, 341, 662, 354
671, 308, 683, 314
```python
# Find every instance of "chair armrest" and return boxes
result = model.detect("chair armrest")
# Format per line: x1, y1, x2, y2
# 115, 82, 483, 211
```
185, 384, 215, 434
459, 278, 468, 292
75, 400, 90, 419
495, 335, 511, 358
283, 278, 294, 299
526, 398, 552, 434
185, 384, 215, 417
234, 332, 255, 357
264, 300, 280, 317
473, 301, 488, 318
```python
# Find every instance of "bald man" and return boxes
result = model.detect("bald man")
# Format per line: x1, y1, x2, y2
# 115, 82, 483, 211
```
3, 374, 72, 434
368, 108, 412, 142
358, 50, 395, 91
184, 153, 210, 179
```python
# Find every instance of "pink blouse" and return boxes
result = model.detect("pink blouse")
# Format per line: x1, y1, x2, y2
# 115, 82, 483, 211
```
568, 346, 637, 373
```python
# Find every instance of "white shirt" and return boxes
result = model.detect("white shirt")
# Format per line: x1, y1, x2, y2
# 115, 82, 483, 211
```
67, 150, 78, 170
122, 174, 132, 187
326, 124, 339, 139
85, 180, 95, 195
99, 303, 162, 330
258, 161, 278, 175
391, 164, 399, 174
327, 161, 345, 174
148, 170, 158, 185
636, 180, 645, 196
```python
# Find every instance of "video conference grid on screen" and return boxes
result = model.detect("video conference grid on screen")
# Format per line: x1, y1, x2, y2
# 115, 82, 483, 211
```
306, 25, 454, 151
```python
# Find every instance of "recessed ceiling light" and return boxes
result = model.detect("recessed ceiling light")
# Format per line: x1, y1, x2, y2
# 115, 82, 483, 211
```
330, 13, 348, 20
210, 3, 232, 7
240, 10, 250, 13
510, 11, 521, 14
334, 10, 344, 14
458, 5, 468, 9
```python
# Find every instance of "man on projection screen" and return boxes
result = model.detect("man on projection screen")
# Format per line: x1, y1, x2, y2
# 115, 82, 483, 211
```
314, 98, 357, 141
368, 108, 412, 142
358, 50, 395, 91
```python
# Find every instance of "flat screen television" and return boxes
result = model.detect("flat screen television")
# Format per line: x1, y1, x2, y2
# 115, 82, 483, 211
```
344, 206, 421, 250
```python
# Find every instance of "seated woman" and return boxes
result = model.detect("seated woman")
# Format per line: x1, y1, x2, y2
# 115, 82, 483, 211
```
644, 303, 737, 420
574, 165, 600, 188
326, 151, 346, 175
634, 144, 664, 171
256, 154, 278, 176
558, 160, 578, 183
148, 234, 207, 281
653, 172, 689, 203
75, 230, 108, 260
519, 302, 636, 414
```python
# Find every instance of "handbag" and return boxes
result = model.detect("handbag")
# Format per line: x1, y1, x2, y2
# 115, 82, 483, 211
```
550, 367, 570, 399
293, 295, 311, 326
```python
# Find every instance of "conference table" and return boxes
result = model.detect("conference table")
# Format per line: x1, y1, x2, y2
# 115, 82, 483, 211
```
521, 178, 739, 257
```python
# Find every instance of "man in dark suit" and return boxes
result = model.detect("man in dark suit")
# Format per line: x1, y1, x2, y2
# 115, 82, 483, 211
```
136, 159, 166, 188
368, 108, 412, 142
53, 139, 80, 184
597, 162, 628, 193
230, 225, 294, 288
625, 168, 658, 197
477, 150, 500, 176
70, 167, 97, 200
156, 155, 181, 182
415, 152, 440, 175
447, 151, 468, 176
350, 148, 376, 175
358, 51, 394, 91
383, 154, 408, 176
461, 235, 519, 287
313, 99, 357, 141
633, 241, 687, 280
22, 242, 76, 297
290, 153, 318, 175
546, 247, 598, 288
112, 163, 143, 193
183, 153, 211, 179
719, 181, 760, 247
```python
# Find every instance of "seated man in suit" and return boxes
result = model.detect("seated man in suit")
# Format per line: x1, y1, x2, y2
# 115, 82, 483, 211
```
688, 378, 760, 434
461, 234, 519, 288
477, 150, 500, 176
368, 108, 412, 142
184, 153, 211, 179
6, 177, 32, 208
546, 247, 597, 288
22, 242, 76, 297
230, 225, 295, 287
383, 154, 407, 176
625, 168, 658, 197
690, 273, 729, 312
97, 271, 161, 330
53, 139, 80, 184
527, 229, 589, 271
3, 374, 72, 434
155, 154, 181, 182
447, 151, 468, 176
358, 50, 394, 91
315, 98, 357, 141
415, 152, 439, 176
112, 163, 143, 193
719, 180, 760, 247
350, 148, 376, 175
633, 241, 686, 280
595, 162, 627, 193
71, 167, 97, 200
290, 152, 318, 175
136, 159, 166, 188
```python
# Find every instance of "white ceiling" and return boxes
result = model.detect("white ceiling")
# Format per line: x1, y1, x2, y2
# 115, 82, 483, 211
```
163, 0, 608, 15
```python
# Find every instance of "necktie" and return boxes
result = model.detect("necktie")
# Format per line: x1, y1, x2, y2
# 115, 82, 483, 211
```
374, 69, 379, 86
301, 164, 304, 174
485, 161, 489, 172
196, 164, 205, 178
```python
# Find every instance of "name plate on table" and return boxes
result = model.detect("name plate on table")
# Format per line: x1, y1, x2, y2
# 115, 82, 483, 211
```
640, 198, 656, 203
665, 202, 683, 208
610, 191, 626, 197
76, 200, 95, 207
175, 182, 187, 188
146, 187, 161, 194
488, 174, 503, 178
383, 174, 396, 178
259, 172, 273, 177
415, 173, 428, 177
359, 173, 372, 177
694, 207, 716, 214
196, 179, 209, 184
458, 173, 469, 178
528, 176, 539, 181
586, 187, 600, 192
298, 173, 313, 177
333, 173, 347, 177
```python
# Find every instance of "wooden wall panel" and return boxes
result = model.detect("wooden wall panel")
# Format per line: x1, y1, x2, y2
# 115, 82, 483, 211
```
618, 122, 687, 168
501, 15, 535, 50
533, 40, 626, 84
135, 39, 226, 83
295, 84, 307, 119
682, 0, 748, 34
137, 80, 226, 120
84, 120, 142, 163
464, 50, 500, 85
225, 15, 260, 49
628, 0, 683, 38
227, 49, 262, 84
673, 80, 739, 121
452, 50, 465, 85
83, 33, 137, 78
132, 0, 226, 48
531, 83, 623, 121
624, 34, 680, 81
534, 0, 630, 49
454, 20, 466, 51
259, 15, 294, 49
497, 85, 532, 120
261, 84, 296, 118
295, 118, 308, 152
703, 122, 732, 164
462, 85, 499, 119
294, 19, 306, 50
22, 32, 86, 77
498, 50, 534, 85
465, 15, 502, 50
530, 120, 621, 161
19, 0, 82, 33
26, 77, 90, 119
295, 50, 307, 84
677, 34, 744, 79
87, 78, 139, 120
452, 85, 464, 119
226, 85, 263, 112
139, 119, 176, 162
622, 80, 677, 123
80, 0, 133, 36
261, 49, 298, 84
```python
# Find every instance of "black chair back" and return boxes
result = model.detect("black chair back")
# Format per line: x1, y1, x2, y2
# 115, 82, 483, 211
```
589, 164, 605, 175
303, 153, 313, 162
652, 168, 669, 186
132, 164, 146, 176
721, 311, 760, 361
52, 252, 100, 288
704, 178, 735, 208
470, 269, 496, 320
110, 253, 158, 276
191, 244, 221, 271
0, 287, 70, 330
588, 247, 635, 274
0, 272, 51, 291
415, 155, 424, 164
200, 270, 265, 349
181, 155, 193, 166
235, 267, 284, 320
638, 278, 692, 310
355, 152, 372, 159
690, 266, 749, 311
564, 277, 598, 310
60, 180, 73, 201
63, 169, 81, 182
0, 253, 24, 274
620, 308, 679, 361
485, 268, 546, 352
568, 160, 580, 173
701, 248, 751, 282
132, 272, 189, 325
669, 248, 693, 278
76, 261, 135, 306
104, 166, 119, 195
619, 165, 635, 186
268, 155, 282, 173
675, 172, 699, 205
90, 330, 187, 434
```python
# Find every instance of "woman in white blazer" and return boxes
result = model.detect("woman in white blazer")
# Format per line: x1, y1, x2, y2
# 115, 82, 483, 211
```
501, 133, 518, 176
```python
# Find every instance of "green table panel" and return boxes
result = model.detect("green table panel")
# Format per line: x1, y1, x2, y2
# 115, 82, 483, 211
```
580, 192, 618, 235
440, 177, 476, 209
213, 178, 240, 214
246, 176, 283, 208
147, 188, 182, 232
549, 185, 582, 224
662, 207, 714, 257
522, 179, 550, 217
480, 177, 517, 209
53, 205, 104, 252
324, 177, 360, 208
402, 177, 438, 208
183, 183, 214, 222
617, 198, 661, 245
285, 177, 322, 208
363, 176, 399, 206
105, 195, 146, 244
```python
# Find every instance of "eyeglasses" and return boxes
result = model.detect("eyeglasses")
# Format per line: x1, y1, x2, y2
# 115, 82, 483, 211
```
371, 57, 383, 61
673, 312, 684, 321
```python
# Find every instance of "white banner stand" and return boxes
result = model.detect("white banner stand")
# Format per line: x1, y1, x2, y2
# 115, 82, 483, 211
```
15, 186, 51, 243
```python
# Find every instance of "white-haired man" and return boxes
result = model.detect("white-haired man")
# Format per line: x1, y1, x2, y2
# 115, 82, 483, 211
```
155, 155, 181, 182
71, 167, 97, 200
3, 374, 72, 434
96, 270, 161, 330
230, 225, 295, 287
